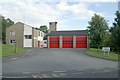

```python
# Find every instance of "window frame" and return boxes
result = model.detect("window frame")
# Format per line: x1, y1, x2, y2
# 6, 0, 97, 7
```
24, 35, 32, 39
10, 39, 16, 44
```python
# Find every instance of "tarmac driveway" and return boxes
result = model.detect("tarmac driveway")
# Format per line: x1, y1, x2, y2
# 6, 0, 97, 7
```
2, 48, 118, 78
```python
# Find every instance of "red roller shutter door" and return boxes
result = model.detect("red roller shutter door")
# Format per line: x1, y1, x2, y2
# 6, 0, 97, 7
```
76, 36, 87, 48
50, 36, 59, 48
62, 36, 73, 48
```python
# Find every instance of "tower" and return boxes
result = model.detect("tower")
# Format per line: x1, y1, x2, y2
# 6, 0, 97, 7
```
49, 22, 57, 32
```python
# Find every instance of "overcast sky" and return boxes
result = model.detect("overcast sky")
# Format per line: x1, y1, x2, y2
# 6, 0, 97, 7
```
0, 0, 119, 30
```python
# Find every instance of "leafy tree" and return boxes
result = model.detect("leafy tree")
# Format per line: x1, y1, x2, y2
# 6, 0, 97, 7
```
39, 25, 48, 34
0, 15, 14, 43
87, 14, 109, 48
101, 31, 110, 47
110, 11, 120, 52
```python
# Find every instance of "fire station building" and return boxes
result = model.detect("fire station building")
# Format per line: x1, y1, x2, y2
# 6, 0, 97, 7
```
47, 22, 89, 48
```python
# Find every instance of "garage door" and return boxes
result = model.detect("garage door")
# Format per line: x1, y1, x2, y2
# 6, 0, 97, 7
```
62, 36, 73, 48
50, 36, 59, 48
76, 36, 87, 48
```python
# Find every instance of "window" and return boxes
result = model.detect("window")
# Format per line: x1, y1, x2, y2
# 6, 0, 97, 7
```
10, 40, 16, 44
41, 32, 43, 37
38, 31, 41, 36
44, 42, 47, 44
10, 31, 12, 35
41, 32, 45, 37
24, 35, 32, 39
12, 32, 15, 35
41, 32, 42, 37
10, 31, 15, 35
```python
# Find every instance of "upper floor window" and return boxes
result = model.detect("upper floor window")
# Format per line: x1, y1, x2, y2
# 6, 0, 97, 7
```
24, 35, 32, 39
41, 32, 43, 37
10, 31, 15, 35
38, 32, 40, 36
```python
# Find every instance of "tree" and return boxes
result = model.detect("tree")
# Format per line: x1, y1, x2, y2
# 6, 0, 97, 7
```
0, 15, 14, 43
39, 25, 48, 34
101, 31, 110, 47
110, 11, 120, 53
87, 14, 109, 48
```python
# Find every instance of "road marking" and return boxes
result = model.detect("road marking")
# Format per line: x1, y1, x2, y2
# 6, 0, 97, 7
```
38, 76, 44, 78
42, 74, 48, 78
51, 74, 59, 77
32, 75, 37, 78
37, 75, 44, 78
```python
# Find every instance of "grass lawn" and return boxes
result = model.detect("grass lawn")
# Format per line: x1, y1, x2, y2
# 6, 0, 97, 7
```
0, 44, 27, 58
86, 48, 120, 61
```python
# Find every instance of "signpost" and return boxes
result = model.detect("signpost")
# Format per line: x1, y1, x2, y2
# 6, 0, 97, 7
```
102, 47, 110, 56
12, 40, 16, 53
14, 40, 16, 53
14, 33, 16, 54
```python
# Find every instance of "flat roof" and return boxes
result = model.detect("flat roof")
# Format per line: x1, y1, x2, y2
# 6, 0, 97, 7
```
48, 30, 88, 36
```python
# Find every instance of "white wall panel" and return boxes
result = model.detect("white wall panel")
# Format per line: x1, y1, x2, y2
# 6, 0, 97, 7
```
23, 25, 32, 47
24, 24, 32, 35
24, 39, 32, 47
38, 36, 43, 41
38, 31, 44, 41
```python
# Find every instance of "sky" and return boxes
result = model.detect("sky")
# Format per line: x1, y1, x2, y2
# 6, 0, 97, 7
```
0, 0, 119, 30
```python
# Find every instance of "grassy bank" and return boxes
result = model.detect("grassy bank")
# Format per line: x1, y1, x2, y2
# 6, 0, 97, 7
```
86, 48, 120, 61
0, 44, 27, 58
